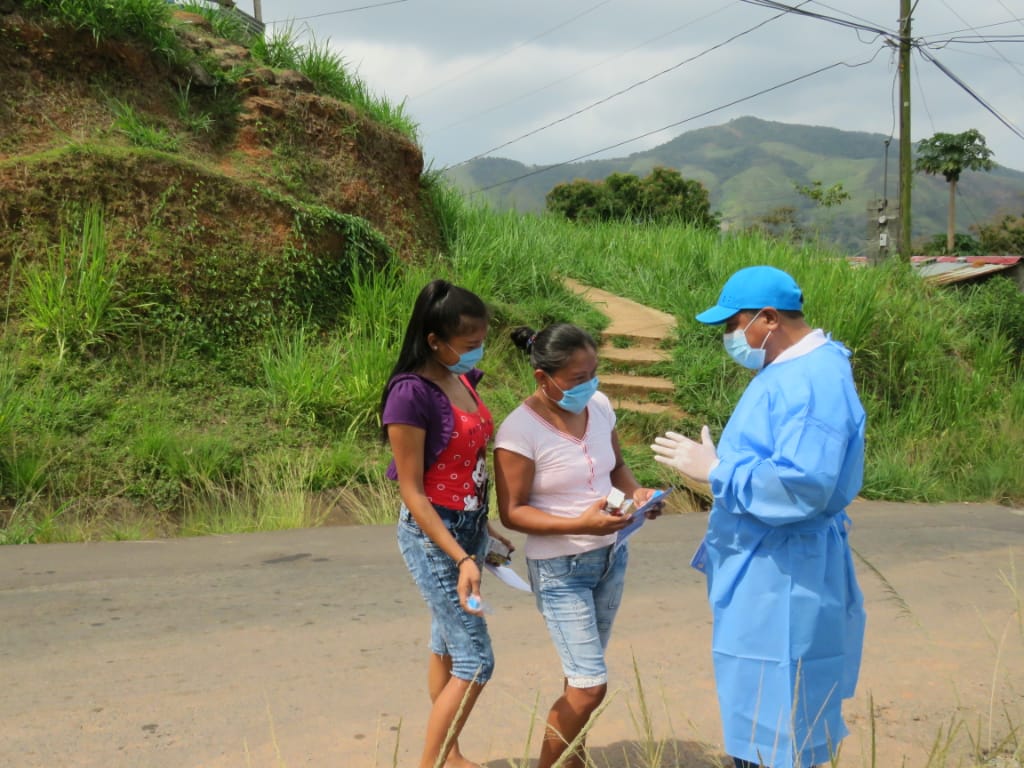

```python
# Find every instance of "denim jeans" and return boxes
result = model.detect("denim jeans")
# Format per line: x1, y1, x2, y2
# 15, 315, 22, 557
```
527, 544, 628, 688
397, 504, 494, 684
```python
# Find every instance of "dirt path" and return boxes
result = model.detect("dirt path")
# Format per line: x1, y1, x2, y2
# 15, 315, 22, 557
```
2, 501, 1022, 767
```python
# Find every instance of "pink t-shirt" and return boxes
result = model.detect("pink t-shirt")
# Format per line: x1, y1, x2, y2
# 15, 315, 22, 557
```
494, 391, 618, 559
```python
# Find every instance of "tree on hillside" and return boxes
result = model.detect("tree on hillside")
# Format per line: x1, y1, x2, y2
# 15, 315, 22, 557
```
605, 172, 642, 219
637, 167, 718, 227
746, 206, 804, 245
545, 179, 612, 223
915, 129, 995, 253
795, 180, 851, 209
545, 167, 718, 229
918, 233, 984, 257
973, 211, 1024, 255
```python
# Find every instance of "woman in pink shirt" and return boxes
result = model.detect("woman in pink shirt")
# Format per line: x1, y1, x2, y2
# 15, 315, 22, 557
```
494, 323, 661, 768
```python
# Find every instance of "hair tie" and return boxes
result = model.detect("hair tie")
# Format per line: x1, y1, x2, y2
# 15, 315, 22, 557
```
527, 333, 537, 349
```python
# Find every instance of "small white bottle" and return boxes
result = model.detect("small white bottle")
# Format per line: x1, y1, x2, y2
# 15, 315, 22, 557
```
467, 594, 491, 614
603, 487, 627, 515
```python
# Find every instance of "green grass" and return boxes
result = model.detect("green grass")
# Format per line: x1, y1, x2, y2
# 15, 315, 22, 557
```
2, 193, 1022, 542
2, 3, 1022, 544
172, 82, 215, 135
111, 98, 181, 152
21, 0, 180, 61
19, 206, 135, 360
250, 22, 302, 69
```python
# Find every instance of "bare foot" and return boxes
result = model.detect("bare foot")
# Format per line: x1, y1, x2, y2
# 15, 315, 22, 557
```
444, 754, 481, 768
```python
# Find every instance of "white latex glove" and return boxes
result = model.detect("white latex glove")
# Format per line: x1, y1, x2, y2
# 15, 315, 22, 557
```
651, 425, 720, 483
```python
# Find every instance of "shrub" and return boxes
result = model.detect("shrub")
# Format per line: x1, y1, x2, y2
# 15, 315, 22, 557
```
958, 276, 1024, 362
20, 208, 135, 360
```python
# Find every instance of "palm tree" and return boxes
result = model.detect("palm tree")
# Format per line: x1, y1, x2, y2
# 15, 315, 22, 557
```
915, 129, 995, 254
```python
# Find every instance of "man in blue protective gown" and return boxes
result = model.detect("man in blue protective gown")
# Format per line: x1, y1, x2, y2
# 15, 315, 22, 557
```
651, 265, 867, 768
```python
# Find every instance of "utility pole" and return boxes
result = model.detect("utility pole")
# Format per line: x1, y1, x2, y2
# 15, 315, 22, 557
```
868, 139, 899, 264
898, 0, 912, 261
252, 0, 262, 22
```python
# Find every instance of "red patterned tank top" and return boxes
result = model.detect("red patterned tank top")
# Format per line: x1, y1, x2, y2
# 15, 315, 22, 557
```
423, 378, 493, 511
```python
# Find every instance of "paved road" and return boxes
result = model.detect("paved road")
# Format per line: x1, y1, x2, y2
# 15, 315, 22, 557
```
3, 501, 1023, 768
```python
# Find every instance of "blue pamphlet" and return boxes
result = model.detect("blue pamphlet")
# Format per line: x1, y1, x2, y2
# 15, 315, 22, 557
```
689, 539, 708, 573
614, 488, 671, 550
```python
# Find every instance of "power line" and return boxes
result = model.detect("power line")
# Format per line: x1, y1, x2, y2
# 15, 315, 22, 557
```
409, 0, 617, 101
919, 18, 1024, 40
738, 0, 892, 37
995, 0, 1024, 29
912, 53, 937, 135
805, 0, 889, 32
917, 47, 1024, 141
431, 2, 739, 136
475, 50, 884, 193
447, 3, 809, 170
923, 34, 1024, 46
930, 45, 1024, 68
265, 0, 409, 25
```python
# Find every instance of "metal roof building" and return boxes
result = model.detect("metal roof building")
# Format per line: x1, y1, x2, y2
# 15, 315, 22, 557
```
910, 255, 1023, 288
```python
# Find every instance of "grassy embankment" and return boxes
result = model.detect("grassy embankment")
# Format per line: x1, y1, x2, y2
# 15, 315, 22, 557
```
1, 0, 1022, 544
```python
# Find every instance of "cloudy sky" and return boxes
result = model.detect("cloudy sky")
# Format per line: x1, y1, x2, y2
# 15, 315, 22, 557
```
252, 0, 1024, 178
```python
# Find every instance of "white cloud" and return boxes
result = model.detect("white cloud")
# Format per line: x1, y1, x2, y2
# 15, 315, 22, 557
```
260, 0, 1024, 173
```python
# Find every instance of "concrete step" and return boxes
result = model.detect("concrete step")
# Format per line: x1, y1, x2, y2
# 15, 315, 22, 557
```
600, 373, 675, 398
564, 279, 676, 346
609, 398, 686, 419
599, 345, 670, 366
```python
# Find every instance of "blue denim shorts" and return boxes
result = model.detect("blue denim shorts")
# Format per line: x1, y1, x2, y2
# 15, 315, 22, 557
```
397, 504, 494, 684
527, 544, 628, 689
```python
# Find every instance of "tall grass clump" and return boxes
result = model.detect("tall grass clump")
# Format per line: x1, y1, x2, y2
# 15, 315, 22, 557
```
179, 450, 323, 536
422, 171, 469, 253
250, 22, 302, 69
20, 208, 134, 361
258, 261, 426, 434
173, 82, 214, 135
110, 98, 180, 151
298, 35, 418, 139
333, 262, 437, 436
21, 0, 180, 61
250, 25, 418, 140
259, 324, 346, 425
0, 357, 22, 445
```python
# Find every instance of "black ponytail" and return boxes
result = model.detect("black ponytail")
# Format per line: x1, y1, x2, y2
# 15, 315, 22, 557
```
510, 323, 595, 374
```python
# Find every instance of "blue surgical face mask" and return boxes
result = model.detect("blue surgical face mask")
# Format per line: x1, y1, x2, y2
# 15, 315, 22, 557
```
444, 342, 484, 375
546, 374, 599, 414
723, 311, 771, 370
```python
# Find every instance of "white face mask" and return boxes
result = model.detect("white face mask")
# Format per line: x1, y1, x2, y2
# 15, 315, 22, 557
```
723, 311, 771, 370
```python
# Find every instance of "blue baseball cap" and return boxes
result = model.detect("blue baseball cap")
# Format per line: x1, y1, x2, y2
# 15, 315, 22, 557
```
696, 266, 804, 325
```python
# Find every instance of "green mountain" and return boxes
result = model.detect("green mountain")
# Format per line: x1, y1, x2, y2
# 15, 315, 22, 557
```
444, 116, 1024, 254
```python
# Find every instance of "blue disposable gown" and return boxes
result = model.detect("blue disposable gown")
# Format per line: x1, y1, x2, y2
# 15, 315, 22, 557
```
703, 338, 867, 768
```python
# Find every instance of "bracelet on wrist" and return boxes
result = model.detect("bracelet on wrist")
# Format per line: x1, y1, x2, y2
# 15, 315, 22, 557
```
455, 554, 476, 568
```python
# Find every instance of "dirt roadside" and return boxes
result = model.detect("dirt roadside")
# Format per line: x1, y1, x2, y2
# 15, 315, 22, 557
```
1, 500, 1022, 768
